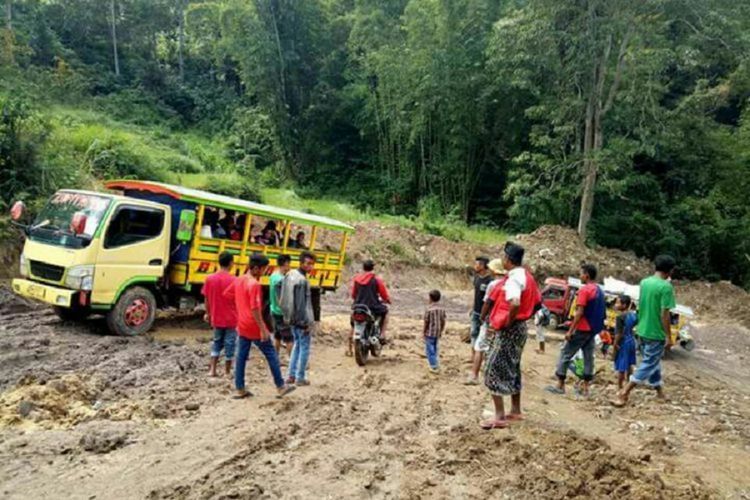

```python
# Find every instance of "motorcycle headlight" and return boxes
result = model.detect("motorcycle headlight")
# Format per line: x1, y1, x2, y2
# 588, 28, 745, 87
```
65, 265, 95, 291
19, 253, 28, 277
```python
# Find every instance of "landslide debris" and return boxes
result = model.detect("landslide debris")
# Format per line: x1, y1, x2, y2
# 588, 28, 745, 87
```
675, 281, 750, 329
515, 225, 652, 282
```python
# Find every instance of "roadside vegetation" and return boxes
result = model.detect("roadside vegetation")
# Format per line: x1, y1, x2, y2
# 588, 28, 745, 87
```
1, 0, 749, 286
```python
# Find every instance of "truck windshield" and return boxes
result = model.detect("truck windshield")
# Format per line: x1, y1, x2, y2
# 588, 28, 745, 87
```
28, 192, 111, 249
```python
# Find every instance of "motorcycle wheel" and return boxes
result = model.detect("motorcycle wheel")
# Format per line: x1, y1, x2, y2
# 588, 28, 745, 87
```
354, 339, 369, 366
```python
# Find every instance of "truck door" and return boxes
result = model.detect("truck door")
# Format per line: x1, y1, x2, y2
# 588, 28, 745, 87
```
91, 203, 169, 306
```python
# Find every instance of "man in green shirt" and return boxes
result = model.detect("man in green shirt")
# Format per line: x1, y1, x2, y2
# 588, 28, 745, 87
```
613, 255, 676, 407
271, 254, 294, 357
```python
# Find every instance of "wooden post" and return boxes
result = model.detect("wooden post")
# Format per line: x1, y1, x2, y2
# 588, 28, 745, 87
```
282, 219, 291, 251
310, 226, 318, 252
240, 213, 253, 260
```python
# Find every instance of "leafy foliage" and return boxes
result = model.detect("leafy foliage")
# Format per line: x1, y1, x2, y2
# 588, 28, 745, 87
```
1, 0, 749, 286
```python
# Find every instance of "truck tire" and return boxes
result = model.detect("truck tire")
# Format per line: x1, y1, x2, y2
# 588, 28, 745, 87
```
106, 286, 157, 336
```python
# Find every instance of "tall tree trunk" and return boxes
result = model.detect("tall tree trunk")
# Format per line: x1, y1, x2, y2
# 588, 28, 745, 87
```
3, 0, 12, 64
577, 28, 631, 240
177, 0, 186, 82
577, 96, 597, 240
110, 0, 120, 77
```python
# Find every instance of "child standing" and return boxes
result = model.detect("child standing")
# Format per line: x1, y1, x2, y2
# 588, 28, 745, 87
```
423, 290, 447, 373
612, 294, 638, 390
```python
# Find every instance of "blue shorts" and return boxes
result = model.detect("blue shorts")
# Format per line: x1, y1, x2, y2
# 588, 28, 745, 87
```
211, 328, 237, 360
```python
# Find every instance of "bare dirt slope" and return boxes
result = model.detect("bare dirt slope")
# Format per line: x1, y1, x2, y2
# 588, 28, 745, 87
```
0, 223, 749, 499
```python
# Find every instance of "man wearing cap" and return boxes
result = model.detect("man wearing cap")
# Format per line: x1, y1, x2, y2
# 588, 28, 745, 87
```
465, 258, 505, 385
480, 242, 541, 429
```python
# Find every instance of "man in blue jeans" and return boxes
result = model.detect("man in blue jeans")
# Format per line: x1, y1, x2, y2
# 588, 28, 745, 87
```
280, 251, 316, 386
613, 255, 677, 407
224, 253, 296, 399
202, 252, 237, 377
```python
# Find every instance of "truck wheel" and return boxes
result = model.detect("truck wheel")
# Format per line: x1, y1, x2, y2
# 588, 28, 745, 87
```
106, 286, 156, 336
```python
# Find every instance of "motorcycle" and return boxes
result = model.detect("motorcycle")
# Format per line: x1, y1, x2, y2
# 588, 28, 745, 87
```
351, 304, 382, 366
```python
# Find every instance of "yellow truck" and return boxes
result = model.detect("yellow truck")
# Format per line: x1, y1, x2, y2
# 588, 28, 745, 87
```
10, 181, 354, 336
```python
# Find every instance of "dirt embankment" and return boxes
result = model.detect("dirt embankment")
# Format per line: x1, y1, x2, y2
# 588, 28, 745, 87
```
347, 222, 750, 327
515, 225, 653, 282
675, 280, 750, 329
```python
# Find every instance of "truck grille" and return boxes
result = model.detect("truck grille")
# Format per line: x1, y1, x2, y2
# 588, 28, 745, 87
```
30, 261, 65, 282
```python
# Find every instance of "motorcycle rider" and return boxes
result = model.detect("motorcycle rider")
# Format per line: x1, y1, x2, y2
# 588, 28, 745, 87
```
348, 260, 391, 356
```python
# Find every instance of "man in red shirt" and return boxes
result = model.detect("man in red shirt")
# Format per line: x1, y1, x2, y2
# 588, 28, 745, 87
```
224, 253, 296, 399
547, 263, 606, 397
202, 252, 238, 377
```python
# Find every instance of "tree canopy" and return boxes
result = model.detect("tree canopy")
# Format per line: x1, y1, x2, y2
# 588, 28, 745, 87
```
2, 0, 750, 286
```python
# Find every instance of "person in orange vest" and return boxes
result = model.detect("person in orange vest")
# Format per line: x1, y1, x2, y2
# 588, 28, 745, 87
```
479, 242, 541, 430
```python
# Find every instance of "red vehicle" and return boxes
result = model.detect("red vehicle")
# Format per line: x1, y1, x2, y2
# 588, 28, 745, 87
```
540, 277, 578, 330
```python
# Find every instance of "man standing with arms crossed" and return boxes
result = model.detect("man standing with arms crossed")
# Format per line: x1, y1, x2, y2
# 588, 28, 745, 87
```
613, 255, 677, 407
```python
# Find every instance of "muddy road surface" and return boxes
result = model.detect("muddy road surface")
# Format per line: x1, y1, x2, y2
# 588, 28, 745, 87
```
0, 286, 749, 499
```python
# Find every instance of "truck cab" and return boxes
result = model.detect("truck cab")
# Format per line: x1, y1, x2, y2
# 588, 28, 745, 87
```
13, 190, 172, 335
540, 277, 576, 329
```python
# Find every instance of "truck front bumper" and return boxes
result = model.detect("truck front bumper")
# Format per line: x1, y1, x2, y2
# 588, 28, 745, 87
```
12, 279, 75, 308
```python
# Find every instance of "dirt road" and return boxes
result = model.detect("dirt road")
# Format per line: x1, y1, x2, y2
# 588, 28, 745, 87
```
0, 286, 749, 499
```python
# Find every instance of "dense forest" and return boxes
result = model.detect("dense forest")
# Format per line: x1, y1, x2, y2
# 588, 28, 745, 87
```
1, 0, 750, 287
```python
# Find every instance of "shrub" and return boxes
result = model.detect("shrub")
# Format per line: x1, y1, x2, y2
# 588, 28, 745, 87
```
207, 173, 261, 202
0, 98, 51, 206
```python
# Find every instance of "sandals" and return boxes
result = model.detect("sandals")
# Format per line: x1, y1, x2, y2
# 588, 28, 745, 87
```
481, 419, 509, 430
506, 413, 524, 421
545, 386, 565, 395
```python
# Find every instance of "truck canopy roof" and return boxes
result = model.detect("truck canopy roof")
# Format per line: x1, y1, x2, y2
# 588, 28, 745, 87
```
105, 180, 355, 233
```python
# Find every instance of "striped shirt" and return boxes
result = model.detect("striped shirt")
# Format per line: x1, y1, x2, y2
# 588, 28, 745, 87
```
424, 304, 447, 338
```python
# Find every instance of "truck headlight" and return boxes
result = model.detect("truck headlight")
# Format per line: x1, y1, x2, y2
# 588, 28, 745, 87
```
65, 265, 95, 291
19, 253, 29, 277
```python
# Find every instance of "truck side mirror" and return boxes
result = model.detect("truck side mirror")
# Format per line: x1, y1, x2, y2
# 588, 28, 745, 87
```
176, 209, 196, 242
10, 201, 26, 221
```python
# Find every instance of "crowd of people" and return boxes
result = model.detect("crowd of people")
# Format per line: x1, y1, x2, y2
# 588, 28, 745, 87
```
202, 250, 317, 398
200, 239, 678, 429
464, 246, 678, 428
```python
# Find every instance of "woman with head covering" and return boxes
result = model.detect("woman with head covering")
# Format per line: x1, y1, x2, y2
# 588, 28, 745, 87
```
479, 242, 541, 430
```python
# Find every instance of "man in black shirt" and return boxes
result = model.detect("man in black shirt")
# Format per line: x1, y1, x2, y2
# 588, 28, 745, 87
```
469, 256, 492, 362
